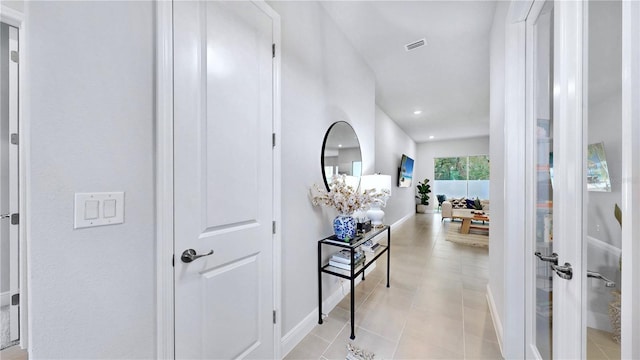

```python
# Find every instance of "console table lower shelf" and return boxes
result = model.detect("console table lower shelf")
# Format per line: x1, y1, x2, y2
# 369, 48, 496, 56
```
317, 225, 391, 340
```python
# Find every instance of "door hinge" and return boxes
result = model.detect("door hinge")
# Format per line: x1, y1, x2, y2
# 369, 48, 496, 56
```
272, 44, 276, 58
273, 310, 277, 324
272, 133, 276, 148
10, 51, 18, 63
11, 213, 18, 225
172, 255, 175, 267
272, 221, 276, 234
11, 293, 19, 306
10, 133, 18, 145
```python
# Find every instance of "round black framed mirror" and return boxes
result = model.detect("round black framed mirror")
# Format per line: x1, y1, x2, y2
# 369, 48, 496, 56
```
321, 121, 362, 191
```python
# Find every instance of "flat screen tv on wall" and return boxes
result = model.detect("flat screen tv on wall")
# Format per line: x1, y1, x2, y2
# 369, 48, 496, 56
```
398, 154, 414, 188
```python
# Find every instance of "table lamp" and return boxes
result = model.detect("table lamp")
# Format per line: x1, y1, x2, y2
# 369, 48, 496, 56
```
360, 174, 392, 226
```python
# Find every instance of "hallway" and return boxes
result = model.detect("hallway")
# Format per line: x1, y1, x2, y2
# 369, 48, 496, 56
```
286, 214, 502, 359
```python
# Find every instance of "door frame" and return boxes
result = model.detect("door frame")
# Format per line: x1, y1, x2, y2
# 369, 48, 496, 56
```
550, 1, 585, 357
155, 1, 282, 358
1, 4, 28, 351
621, 1, 640, 357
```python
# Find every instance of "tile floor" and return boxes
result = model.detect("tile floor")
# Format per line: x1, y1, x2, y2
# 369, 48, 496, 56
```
286, 214, 503, 360
587, 327, 620, 360
0, 344, 27, 360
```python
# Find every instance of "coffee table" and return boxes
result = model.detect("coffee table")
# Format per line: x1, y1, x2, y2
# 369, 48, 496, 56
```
459, 213, 490, 234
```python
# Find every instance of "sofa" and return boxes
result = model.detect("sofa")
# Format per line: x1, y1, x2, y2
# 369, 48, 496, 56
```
441, 198, 490, 221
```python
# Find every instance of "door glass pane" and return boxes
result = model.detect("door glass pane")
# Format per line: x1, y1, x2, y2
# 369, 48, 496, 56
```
533, 2, 554, 359
585, 0, 622, 358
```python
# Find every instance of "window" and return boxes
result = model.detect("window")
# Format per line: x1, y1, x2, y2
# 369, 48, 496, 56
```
434, 155, 489, 199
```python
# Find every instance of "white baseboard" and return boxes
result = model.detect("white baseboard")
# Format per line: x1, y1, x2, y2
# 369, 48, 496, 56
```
486, 284, 504, 357
391, 212, 414, 228
1, 291, 9, 307
281, 264, 376, 357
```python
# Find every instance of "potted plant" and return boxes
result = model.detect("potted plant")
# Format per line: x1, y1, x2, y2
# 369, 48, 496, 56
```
415, 179, 431, 213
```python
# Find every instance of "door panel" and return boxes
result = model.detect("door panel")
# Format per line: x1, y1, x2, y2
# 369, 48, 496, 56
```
174, 1, 275, 358
526, 0, 586, 358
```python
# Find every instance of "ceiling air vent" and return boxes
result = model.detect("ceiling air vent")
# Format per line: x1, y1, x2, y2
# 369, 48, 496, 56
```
405, 38, 426, 51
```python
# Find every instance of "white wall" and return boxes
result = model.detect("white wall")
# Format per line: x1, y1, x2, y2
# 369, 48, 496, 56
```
2, 1, 23, 13
267, 0, 376, 339
488, 0, 508, 353
27, 2, 156, 357
374, 105, 416, 224
414, 136, 490, 212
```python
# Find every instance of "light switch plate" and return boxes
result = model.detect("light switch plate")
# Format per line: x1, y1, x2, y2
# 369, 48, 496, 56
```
74, 192, 125, 229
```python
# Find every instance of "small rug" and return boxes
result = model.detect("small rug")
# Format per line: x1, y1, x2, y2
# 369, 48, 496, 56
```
445, 222, 489, 248
346, 343, 375, 360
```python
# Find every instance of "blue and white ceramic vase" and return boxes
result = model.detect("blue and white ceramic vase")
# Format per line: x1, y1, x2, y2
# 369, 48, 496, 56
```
333, 214, 356, 241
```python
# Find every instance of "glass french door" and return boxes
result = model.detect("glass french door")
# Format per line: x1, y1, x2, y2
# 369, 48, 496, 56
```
526, 2, 555, 358
526, 0, 586, 358
584, 1, 622, 358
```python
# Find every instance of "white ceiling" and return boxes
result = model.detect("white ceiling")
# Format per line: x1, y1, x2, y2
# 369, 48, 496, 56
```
321, 1, 497, 143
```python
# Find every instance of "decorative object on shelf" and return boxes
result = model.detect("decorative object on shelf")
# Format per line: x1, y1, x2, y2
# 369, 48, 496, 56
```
311, 174, 384, 241
415, 178, 431, 213
333, 215, 357, 241
360, 174, 392, 226
329, 249, 365, 270
361, 239, 379, 253
357, 219, 371, 234
346, 342, 375, 360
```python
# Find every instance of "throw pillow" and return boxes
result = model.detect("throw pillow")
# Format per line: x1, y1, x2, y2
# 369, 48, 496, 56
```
451, 198, 467, 209
466, 199, 476, 209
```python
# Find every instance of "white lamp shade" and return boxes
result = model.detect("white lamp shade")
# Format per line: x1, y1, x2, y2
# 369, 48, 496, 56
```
361, 174, 391, 226
360, 174, 392, 197
344, 175, 360, 190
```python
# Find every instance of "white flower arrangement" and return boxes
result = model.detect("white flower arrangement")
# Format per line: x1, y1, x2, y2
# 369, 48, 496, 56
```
311, 174, 389, 215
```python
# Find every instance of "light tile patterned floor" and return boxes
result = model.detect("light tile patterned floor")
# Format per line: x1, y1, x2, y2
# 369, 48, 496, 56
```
286, 214, 503, 360
587, 327, 620, 360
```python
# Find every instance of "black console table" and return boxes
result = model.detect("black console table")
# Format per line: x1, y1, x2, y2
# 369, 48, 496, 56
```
317, 225, 391, 340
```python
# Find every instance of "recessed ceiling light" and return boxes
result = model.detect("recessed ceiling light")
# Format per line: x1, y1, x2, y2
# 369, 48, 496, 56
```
414, 110, 422, 115
338, 144, 342, 148
429, 135, 435, 139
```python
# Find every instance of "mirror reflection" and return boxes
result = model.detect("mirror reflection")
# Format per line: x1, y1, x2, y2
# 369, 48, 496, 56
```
321, 121, 362, 191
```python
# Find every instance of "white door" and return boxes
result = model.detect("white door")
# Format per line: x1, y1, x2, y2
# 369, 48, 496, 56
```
173, 1, 277, 358
525, 0, 586, 358
0, 22, 20, 346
